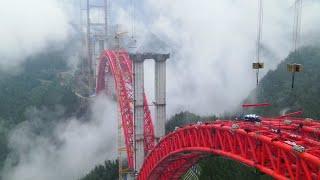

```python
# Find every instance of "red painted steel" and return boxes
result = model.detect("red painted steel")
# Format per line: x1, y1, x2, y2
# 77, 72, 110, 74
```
242, 103, 271, 108
138, 120, 320, 180
262, 117, 320, 141
96, 50, 155, 169
276, 111, 303, 119
96, 50, 320, 179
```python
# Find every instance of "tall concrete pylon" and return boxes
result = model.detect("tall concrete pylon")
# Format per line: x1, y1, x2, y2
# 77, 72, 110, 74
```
132, 55, 145, 174
154, 56, 169, 142
131, 53, 170, 175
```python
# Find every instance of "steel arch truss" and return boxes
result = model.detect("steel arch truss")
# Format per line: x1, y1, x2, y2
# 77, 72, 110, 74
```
96, 50, 320, 179
96, 50, 155, 169
138, 120, 320, 180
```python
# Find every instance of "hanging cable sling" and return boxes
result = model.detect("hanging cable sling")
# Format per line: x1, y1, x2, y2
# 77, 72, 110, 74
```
253, 0, 264, 86
293, 0, 302, 52
288, 0, 303, 89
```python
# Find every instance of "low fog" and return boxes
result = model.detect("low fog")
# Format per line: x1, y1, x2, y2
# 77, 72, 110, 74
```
114, 0, 320, 115
2, 96, 117, 180
0, 0, 76, 71
2, 0, 320, 114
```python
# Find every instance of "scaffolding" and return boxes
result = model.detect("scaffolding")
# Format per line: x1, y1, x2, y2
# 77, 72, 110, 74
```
80, 0, 109, 94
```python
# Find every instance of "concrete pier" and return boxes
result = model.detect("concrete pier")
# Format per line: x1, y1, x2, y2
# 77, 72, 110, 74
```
132, 56, 145, 172
130, 53, 169, 175
154, 56, 169, 142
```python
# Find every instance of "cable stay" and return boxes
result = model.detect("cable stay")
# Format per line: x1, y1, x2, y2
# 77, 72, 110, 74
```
288, 0, 303, 89
253, 0, 264, 86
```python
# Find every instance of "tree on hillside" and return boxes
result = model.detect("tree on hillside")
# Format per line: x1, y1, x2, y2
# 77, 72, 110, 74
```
165, 111, 217, 133
81, 160, 118, 180
199, 155, 272, 180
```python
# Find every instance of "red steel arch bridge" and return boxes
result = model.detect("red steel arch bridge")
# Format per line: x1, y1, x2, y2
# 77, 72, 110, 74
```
96, 50, 320, 180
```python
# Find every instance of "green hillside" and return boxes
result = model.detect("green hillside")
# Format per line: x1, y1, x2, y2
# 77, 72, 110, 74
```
0, 48, 81, 175
80, 160, 118, 180
245, 46, 320, 118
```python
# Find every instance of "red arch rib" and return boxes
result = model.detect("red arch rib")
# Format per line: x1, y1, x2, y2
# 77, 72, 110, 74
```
96, 50, 155, 169
96, 50, 320, 178
138, 120, 320, 180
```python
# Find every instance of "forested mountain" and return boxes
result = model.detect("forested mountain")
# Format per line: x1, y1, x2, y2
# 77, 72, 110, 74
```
245, 46, 320, 118
0, 48, 81, 175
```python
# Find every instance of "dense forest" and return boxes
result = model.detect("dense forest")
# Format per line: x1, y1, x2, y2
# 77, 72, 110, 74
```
0, 47, 82, 177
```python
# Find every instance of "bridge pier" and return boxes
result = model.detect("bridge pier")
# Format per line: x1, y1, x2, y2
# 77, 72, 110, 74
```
154, 56, 169, 142
132, 56, 145, 173
131, 53, 170, 175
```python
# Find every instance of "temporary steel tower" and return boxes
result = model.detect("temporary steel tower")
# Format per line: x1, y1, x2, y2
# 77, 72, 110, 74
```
80, 0, 108, 93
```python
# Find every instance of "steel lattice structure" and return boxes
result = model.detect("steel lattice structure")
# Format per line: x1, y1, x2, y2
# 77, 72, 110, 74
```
96, 50, 320, 179
138, 119, 320, 180
96, 50, 155, 169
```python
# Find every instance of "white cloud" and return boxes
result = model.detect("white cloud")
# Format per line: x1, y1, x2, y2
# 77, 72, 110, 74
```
0, 0, 72, 70
2, 95, 117, 180
114, 0, 320, 115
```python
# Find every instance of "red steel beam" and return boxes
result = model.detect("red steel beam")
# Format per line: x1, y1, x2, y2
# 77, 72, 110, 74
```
276, 110, 303, 119
138, 121, 320, 180
242, 103, 271, 108
95, 50, 155, 169
97, 50, 320, 178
